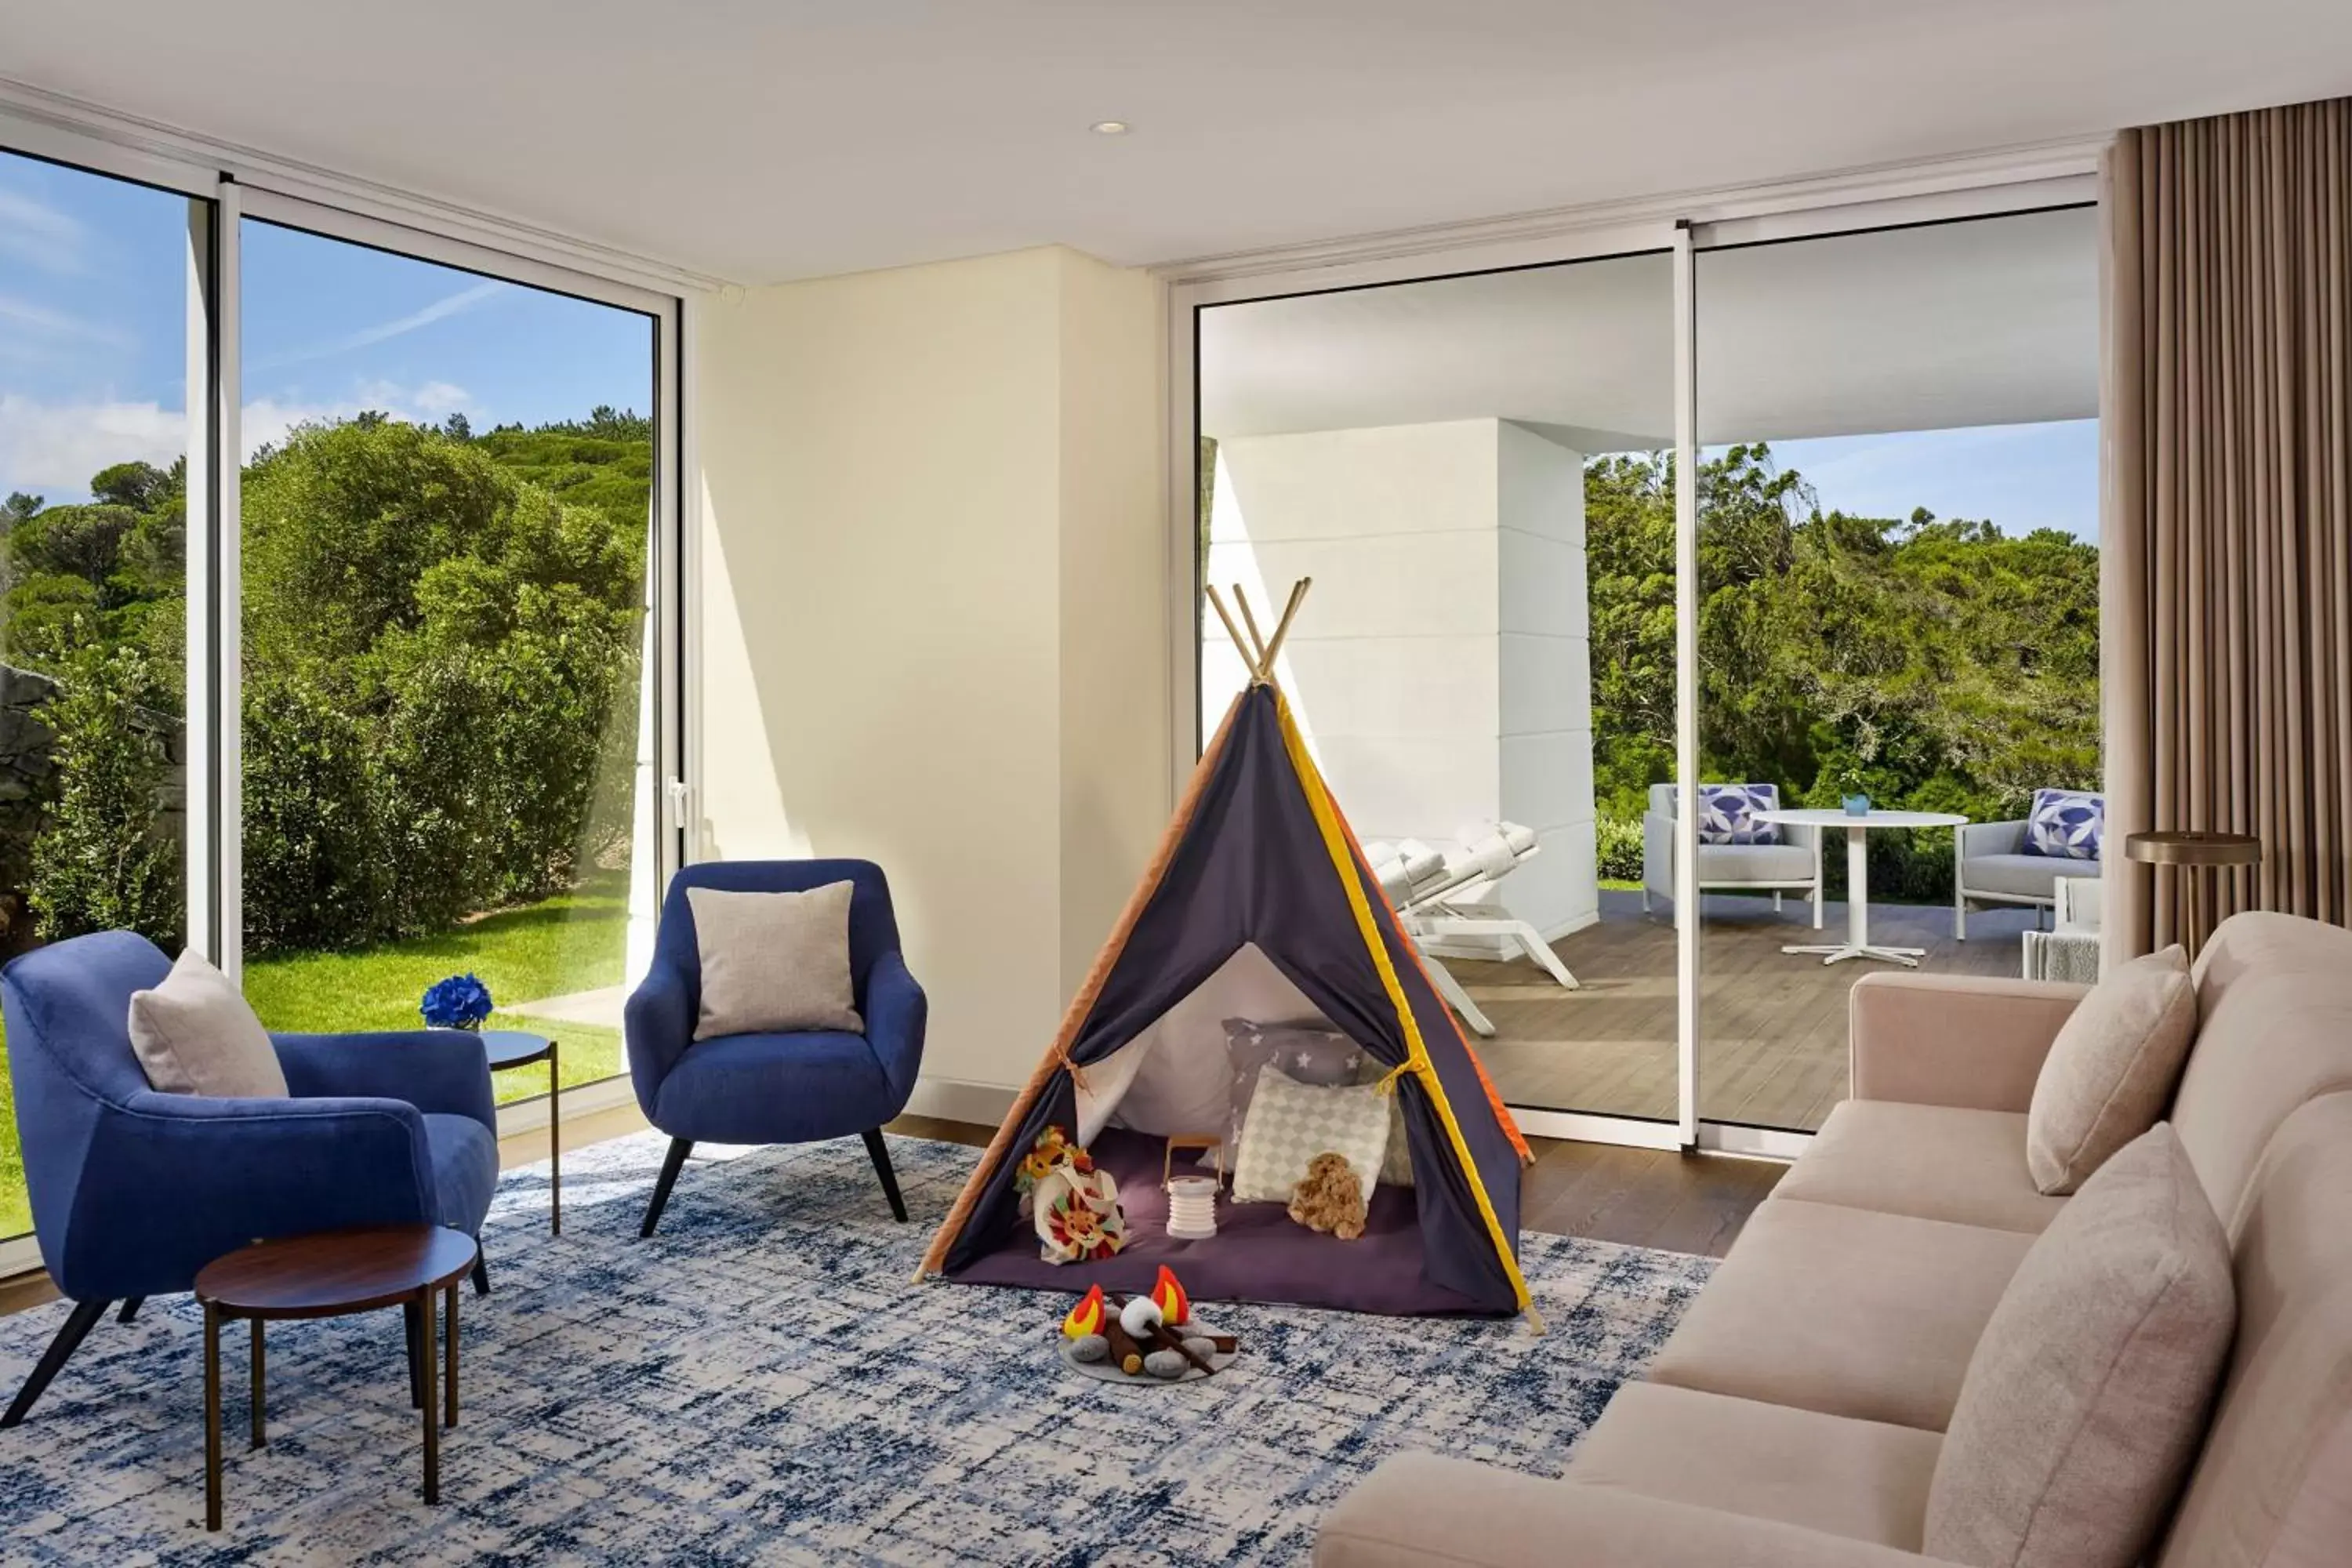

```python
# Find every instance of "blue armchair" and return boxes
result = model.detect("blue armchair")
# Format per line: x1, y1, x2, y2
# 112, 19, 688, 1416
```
1, 931, 500, 1428
623, 860, 927, 1236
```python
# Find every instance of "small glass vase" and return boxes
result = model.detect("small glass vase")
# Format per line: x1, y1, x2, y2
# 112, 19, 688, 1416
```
1842, 793, 1872, 817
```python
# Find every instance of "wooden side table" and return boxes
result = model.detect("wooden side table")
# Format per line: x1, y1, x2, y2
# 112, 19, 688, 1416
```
194, 1225, 477, 1531
481, 1029, 561, 1234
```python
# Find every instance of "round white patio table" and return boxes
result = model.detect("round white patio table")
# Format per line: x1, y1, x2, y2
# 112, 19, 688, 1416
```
1755, 808, 1969, 967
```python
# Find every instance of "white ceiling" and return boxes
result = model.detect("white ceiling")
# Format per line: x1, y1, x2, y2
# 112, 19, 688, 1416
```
1201, 206, 2100, 444
3, 2, 2347, 285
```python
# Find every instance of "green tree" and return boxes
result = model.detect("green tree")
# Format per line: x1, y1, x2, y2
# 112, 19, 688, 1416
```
27, 638, 182, 946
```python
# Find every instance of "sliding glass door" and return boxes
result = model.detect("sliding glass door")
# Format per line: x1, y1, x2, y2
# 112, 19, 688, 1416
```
1185, 197, 2100, 1152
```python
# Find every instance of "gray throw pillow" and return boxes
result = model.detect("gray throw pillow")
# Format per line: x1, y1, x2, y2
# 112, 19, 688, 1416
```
128, 949, 289, 1098
688, 882, 863, 1040
1925, 1124, 2234, 1568
1220, 1018, 1365, 1157
2027, 945, 2198, 1194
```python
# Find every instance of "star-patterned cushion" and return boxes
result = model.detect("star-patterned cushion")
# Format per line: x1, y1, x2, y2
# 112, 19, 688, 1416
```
2024, 789, 2104, 860
1697, 782, 1782, 845
1229, 1065, 1392, 1204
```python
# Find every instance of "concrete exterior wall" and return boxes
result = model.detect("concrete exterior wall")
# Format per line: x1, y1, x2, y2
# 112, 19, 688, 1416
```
1203, 419, 1595, 940
694, 245, 1167, 1102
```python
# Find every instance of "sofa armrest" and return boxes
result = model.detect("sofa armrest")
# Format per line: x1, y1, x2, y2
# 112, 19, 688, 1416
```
1642, 811, 1674, 894
863, 949, 927, 1108
1849, 972, 2089, 1112
623, 959, 695, 1117
1315, 1454, 1955, 1567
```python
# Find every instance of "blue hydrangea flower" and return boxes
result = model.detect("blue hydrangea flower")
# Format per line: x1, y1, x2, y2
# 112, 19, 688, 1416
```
421, 972, 495, 1030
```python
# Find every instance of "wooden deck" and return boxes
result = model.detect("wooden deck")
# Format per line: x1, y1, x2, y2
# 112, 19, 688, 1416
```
1451, 889, 2044, 1133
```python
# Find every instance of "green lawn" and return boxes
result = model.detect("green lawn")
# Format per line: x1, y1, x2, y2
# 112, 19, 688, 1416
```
1, 873, 632, 1240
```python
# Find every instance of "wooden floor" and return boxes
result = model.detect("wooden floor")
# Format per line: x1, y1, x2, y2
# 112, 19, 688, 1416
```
1455, 888, 2042, 1132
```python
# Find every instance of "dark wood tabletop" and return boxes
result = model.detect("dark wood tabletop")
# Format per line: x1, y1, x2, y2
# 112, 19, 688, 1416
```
195, 1226, 479, 1320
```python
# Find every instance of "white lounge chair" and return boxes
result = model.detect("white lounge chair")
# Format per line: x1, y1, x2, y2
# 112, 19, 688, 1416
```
1363, 824, 1578, 1037
1955, 817, 2099, 938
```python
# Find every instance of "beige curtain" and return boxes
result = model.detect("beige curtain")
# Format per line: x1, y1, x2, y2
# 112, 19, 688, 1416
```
2103, 97, 2352, 957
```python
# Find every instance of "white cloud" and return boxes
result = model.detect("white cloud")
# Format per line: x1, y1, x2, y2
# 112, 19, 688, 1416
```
0, 189, 89, 276
1, 382, 492, 497
252, 280, 506, 370
0, 292, 135, 350
0, 391, 185, 496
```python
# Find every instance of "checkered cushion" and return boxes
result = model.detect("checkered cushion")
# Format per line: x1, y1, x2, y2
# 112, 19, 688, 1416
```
2024, 789, 2104, 859
1229, 1065, 1392, 1204
1697, 782, 1782, 845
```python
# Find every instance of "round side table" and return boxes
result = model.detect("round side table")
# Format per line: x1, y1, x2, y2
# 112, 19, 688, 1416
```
194, 1225, 477, 1531
481, 1029, 561, 1234
2123, 830, 2261, 955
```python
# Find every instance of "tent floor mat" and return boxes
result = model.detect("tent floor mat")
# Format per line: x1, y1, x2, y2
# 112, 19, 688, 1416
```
942, 1128, 1504, 1317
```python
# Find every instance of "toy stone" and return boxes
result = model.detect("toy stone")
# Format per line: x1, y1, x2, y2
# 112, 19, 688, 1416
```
1288, 1150, 1369, 1241
1069, 1334, 1109, 1363
1144, 1349, 1189, 1380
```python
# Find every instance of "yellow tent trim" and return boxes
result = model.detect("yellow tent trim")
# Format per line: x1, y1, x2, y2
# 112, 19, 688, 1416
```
1273, 690, 1541, 1329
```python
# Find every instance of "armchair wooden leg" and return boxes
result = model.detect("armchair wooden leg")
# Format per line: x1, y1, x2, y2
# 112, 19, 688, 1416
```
641, 1137, 694, 1237
3, 1298, 112, 1428
118, 1298, 143, 1324
862, 1128, 909, 1222
470, 1250, 490, 1298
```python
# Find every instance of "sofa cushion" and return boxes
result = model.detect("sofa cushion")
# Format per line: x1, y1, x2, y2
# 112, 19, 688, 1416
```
686, 881, 863, 1040
2027, 945, 2198, 1194
1960, 853, 2067, 902
654, 1029, 895, 1144
2021, 787, 2104, 860
2166, 971, 2352, 1236
1698, 783, 1782, 845
1925, 1125, 2234, 1568
1773, 1102, 2066, 1234
1567, 1381, 1943, 1551
126, 949, 289, 1100
1694, 843, 1815, 884
1647, 1198, 2035, 1432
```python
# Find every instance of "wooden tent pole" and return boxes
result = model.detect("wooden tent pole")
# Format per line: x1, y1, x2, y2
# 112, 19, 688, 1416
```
1258, 577, 1312, 675
1203, 584, 1254, 670
1230, 587, 1273, 679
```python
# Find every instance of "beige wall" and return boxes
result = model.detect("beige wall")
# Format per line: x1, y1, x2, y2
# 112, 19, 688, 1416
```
694, 245, 1168, 1103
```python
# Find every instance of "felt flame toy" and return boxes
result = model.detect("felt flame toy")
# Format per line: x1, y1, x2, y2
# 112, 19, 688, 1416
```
1062, 1284, 1106, 1339
1150, 1265, 1192, 1327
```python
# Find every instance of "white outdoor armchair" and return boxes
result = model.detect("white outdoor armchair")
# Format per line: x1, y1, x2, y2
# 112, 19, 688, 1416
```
1955, 817, 2096, 938
1640, 782, 1824, 927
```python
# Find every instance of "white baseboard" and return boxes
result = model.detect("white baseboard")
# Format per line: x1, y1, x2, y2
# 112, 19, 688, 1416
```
902, 1076, 1018, 1129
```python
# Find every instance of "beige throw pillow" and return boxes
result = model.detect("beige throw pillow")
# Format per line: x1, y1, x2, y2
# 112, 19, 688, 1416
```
1924, 1124, 2234, 1568
688, 882, 863, 1040
128, 949, 289, 1098
2027, 944, 2198, 1194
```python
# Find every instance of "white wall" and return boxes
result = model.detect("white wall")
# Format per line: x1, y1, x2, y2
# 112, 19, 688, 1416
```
1203, 419, 1596, 940
695, 245, 1167, 1104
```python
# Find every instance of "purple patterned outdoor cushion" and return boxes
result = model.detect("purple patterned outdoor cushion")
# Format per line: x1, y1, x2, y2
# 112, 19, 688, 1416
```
2024, 789, 2104, 859
1697, 783, 1781, 845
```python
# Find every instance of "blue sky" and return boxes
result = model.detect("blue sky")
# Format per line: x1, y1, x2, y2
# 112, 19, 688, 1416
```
2, 147, 652, 505
1748, 420, 2099, 540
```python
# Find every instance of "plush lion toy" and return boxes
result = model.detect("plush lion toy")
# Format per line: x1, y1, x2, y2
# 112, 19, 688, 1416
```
1288, 1151, 1368, 1241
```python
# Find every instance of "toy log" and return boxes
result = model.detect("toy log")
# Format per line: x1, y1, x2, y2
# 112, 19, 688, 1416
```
1102, 1319, 1147, 1376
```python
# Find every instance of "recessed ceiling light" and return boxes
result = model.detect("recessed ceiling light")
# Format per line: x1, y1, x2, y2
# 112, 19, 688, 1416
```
1091, 120, 1130, 136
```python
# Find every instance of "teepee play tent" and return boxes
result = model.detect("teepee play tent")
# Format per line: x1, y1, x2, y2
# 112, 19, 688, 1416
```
918, 581, 1537, 1324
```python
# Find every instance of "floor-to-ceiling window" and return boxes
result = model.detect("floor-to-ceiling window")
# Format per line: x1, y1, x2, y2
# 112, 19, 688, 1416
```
234, 216, 661, 1102
1186, 193, 2100, 1152
0, 146, 206, 1238
0, 122, 682, 1254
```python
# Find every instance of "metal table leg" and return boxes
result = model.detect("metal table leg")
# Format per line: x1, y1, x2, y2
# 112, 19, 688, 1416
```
549, 1037, 561, 1236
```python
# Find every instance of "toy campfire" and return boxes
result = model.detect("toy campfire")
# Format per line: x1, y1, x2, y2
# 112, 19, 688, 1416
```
1058, 1268, 1240, 1385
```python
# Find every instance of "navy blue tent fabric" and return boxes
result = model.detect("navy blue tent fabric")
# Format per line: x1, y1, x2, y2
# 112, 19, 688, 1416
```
936, 684, 1526, 1316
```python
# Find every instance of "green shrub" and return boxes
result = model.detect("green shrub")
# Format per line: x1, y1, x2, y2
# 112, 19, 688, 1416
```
1595, 812, 1645, 884
27, 639, 182, 946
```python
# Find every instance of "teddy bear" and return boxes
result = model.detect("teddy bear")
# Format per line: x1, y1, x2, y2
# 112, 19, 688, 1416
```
1287, 1151, 1368, 1241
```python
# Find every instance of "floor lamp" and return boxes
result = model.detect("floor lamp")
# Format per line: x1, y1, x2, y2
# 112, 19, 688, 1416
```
2122, 830, 2262, 956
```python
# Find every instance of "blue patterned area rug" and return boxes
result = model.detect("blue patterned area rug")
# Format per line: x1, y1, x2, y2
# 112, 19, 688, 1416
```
0, 1131, 1711, 1566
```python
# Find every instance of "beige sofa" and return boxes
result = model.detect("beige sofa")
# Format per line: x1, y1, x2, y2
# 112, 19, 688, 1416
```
1319, 912, 2352, 1567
